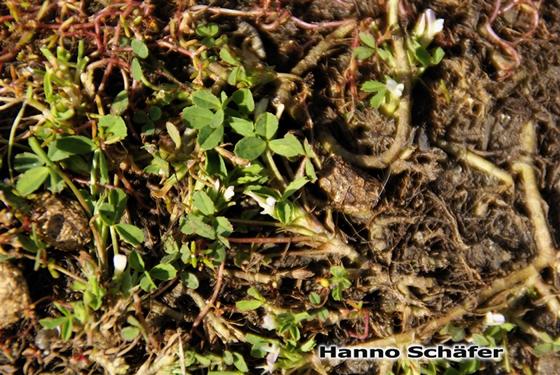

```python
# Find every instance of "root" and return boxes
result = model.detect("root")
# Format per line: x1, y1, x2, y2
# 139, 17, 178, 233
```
318, 121, 557, 361
533, 277, 560, 318
186, 289, 245, 343
437, 140, 514, 186
513, 121, 556, 266
273, 22, 355, 119
224, 268, 314, 284
290, 22, 356, 76
278, 238, 361, 261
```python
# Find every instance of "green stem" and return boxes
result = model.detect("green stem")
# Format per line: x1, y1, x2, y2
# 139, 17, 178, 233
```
94, 218, 109, 270
263, 150, 287, 188
110, 225, 119, 255
28, 137, 92, 216
90, 149, 100, 196
7, 101, 27, 180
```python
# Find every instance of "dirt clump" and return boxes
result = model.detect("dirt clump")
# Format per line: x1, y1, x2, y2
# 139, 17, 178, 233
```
31, 194, 91, 252
0, 262, 30, 329
318, 156, 382, 222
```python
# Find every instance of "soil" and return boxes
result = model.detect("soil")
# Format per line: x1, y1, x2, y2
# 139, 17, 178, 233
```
0, 262, 30, 329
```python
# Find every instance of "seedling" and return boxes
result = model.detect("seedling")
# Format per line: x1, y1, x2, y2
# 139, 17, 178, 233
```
329, 265, 352, 301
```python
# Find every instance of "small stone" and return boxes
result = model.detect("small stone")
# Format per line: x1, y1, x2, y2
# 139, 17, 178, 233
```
318, 156, 381, 222
32, 194, 91, 251
538, 354, 560, 375
34, 328, 59, 352
0, 262, 30, 329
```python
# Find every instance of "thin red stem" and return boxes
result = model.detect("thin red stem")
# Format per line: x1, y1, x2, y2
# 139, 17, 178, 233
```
349, 310, 370, 340
192, 261, 226, 329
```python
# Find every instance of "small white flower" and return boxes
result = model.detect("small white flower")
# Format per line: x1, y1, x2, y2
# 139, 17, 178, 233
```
386, 78, 404, 98
414, 9, 444, 47
256, 344, 280, 374
484, 311, 506, 326
113, 254, 127, 274
262, 314, 277, 330
246, 192, 277, 217
213, 179, 221, 191
262, 197, 277, 216
224, 185, 235, 201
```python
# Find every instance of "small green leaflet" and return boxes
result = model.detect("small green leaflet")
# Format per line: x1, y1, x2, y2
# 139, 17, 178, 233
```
231, 88, 254, 112
234, 137, 266, 160
197, 124, 224, 150
115, 223, 144, 246
121, 326, 140, 341
131, 58, 145, 81
182, 272, 199, 289
131, 39, 149, 59
354, 46, 375, 60
183, 106, 214, 129
111, 90, 129, 115
98, 115, 127, 144
309, 292, 321, 305
232, 352, 249, 372
14, 152, 42, 172
361, 80, 387, 109
129, 251, 145, 271
16, 166, 50, 196
283, 177, 308, 200
269, 134, 305, 157
255, 112, 278, 140
236, 299, 263, 311
359, 32, 376, 49
216, 216, 233, 237
227, 66, 247, 85
192, 90, 222, 111
166, 122, 182, 149
181, 215, 216, 240
150, 263, 177, 281
196, 23, 219, 38
219, 47, 239, 65
48, 136, 95, 161
148, 106, 162, 121
192, 190, 216, 216
229, 117, 254, 137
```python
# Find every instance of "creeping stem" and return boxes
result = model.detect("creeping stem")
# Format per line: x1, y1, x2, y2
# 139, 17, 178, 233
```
320, 0, 412, 169
324, 121, 557, 360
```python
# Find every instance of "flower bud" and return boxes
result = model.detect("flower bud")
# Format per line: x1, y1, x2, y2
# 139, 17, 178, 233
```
113, 254, 127, 275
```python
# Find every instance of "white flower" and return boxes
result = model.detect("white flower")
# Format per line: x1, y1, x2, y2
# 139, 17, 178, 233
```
484, 311, 506, 326
256, 344, 280, 374
386, 78, 404, 98
113, 254, 127, 274
262, 314, 277, 330
413, 9, 444, 47
246, 192, 277, 217
224, 185, 235, 201
261, 197, 277, 216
